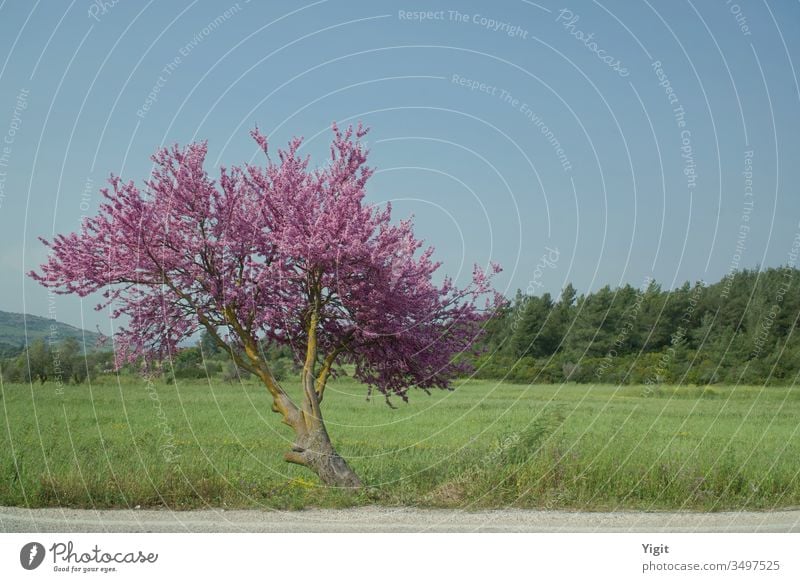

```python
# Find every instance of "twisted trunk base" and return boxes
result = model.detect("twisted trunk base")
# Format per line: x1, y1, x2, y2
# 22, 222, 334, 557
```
284, 423, 362, 488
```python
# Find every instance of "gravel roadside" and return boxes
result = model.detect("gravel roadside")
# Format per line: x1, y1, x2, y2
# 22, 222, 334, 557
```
2, 506, 799, 533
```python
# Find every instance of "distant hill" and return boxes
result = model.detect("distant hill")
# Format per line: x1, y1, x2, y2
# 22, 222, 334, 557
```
0, 310, 100, 356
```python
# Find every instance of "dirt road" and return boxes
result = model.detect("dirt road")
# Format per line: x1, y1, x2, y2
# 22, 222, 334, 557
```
2, 506, 798, 532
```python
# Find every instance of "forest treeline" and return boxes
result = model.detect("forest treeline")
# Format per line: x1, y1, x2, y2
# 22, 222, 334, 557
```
0, 305, 299, 384
0, 332, 294, 387
2, 267, 798, 387
474, 266, 800, 385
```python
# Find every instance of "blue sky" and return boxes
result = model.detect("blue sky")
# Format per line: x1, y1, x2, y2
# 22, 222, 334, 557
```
0, 0, 798, 334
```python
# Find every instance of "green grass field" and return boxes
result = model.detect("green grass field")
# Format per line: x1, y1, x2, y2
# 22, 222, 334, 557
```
1, 376, 799, 511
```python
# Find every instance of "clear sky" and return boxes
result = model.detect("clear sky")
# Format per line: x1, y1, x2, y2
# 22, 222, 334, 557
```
0, 0, 798, 335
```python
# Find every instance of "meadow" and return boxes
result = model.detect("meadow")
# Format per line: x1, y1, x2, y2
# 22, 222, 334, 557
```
1, 376, 799, 511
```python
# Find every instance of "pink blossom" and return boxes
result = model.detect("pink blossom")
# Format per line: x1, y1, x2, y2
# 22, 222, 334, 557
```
32, 125, 500, 398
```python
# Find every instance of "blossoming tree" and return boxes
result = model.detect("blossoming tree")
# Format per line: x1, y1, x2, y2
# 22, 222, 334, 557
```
31, 124, 500, 487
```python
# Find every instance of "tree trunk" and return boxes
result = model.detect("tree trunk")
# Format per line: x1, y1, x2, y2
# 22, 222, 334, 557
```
280, 297, 362, 488
284, 418, 362, 488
